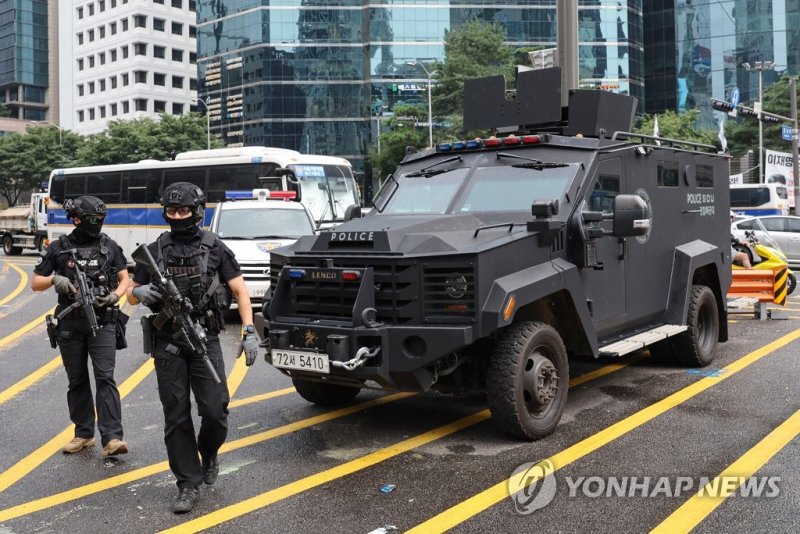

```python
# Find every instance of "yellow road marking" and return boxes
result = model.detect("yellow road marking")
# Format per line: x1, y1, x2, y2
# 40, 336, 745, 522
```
651, 408, 800, 533
0, 392, 414, 521
229, 387, 295, 409
0, 355, 153, 493
405, 328, 800, 534
0, 306, 55, 349
0, 263, 28, 307
0, 356, 61, 407
159, 357, 647, 533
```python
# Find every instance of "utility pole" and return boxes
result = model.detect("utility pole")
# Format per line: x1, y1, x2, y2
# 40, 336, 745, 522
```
791, 77, 799, 214
743, 61, 774, 182
557, 0, 578, 107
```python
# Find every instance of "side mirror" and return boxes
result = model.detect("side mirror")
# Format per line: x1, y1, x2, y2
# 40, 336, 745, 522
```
275, 168, 302, 202
344, 204, 362, 221
613, 194, 649, 237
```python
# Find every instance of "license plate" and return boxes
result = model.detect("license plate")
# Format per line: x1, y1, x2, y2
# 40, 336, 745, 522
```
272, 349, 330, 374
254, 288, 268, 296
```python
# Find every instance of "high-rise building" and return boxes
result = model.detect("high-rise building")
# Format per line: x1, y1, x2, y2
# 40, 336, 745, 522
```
196, 1, 645, 175
0, 0, 55, 123
644, 0, 800, 127
59, 0, 200, 134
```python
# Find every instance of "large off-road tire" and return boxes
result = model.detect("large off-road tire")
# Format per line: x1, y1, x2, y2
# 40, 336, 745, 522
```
487, 321, 569, 440
2, 235, 22, 256
292, 378, 360, 406
672, 285, 719, 367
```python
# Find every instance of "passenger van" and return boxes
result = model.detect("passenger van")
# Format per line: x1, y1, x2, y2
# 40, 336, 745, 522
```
730, 183, 789, 216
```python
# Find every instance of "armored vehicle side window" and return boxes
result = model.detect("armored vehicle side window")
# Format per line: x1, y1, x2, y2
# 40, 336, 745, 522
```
455, 164, 577, 212
657, 161, 679, 187
382, 168, 469, 214
589, 175, 619, 211
696, 164, 714, 188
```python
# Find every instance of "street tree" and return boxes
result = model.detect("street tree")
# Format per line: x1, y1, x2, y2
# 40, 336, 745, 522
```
635, 110, 718, 148
369, 104, 427, 179
725, 75, 797, 156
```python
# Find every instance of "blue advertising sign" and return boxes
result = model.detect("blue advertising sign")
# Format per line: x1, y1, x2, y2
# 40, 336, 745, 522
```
782, 125, 793, 141
730, 87, 740, 108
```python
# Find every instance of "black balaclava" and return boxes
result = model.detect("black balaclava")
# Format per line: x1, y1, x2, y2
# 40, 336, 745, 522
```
66, 196, 106, 243
161, 182, 206, 239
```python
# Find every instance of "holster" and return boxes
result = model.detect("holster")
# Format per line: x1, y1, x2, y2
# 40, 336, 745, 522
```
45, 314, 59, 349
116, 311, 130, 350
141, 315, 155, 356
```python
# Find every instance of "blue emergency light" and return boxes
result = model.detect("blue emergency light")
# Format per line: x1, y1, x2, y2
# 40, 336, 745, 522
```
225, 190, 254, 200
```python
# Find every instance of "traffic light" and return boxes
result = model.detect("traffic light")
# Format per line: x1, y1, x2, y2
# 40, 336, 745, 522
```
737, 105, 759, 118
760, 113, 781, 124
710, 98, 735, 112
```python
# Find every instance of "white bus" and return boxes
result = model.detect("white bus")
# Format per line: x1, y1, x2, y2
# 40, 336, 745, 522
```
730, 182, 790, 217
46, 147, 359, 258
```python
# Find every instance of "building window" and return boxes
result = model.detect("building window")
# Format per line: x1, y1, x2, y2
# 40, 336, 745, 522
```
122, 73, 129, 85
110, 22, 117, 34
99, 52, 106, 65
171, 75, 183, 88
78, 110, 85, 122
77, 6, 83, 19
154, 0, 164, 3
189, 25, 196, 38
189, 78, 197, 90
171, 22, 182, 35
77, 84, 84, 96
122, 101, 130, 113
88, 3, 94, 16
89, 108, 96, 120
111, 76, 117, 89
89, 82, 95, 94
88, 56, 95, 68
153, 45, 166, 59
154, 73, 166, 86
121, 45, 129, 59
134, 70, 147, 84
77, 33, 84, 45
100, 79, 106, 91
172, 103, 184, 114
189, 0, 196, 12
134, 15, 147, 28
189, 52, 196, 64
100, 105, 106, 118
110, 49, 117, 61
78, 58, 84, 70
88, 29, 95, 42
99, 0, 105, 11
111, 103, 118, 116
134, 42, 147, 55
153, 18, 165, 31
99, 26, 105, 38
154, 100, 166, 113
172, 49, 183, 62
171, 0, 181, 8
135, 99, 147, 112
111, 0, 116, 7
122, 18, 128, 31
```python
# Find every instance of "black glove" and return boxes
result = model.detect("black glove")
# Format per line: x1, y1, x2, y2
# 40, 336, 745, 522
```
132, 284, 163, 305
94, 292, 119, 308
237, 332, 259, 366
51, 275, 76, 294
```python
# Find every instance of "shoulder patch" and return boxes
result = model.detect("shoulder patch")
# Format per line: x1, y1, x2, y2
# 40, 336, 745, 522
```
35, 256, 43, 266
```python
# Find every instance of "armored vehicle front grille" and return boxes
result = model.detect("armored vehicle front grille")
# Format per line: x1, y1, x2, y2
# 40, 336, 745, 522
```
279, 259, 418, 325
422, 263, 476, 323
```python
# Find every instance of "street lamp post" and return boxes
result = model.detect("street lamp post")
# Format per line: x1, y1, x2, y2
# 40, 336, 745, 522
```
742, 60, 775, 182
31, 121, 63, 146
407, 61, 441, 148
194, 98, 211, 150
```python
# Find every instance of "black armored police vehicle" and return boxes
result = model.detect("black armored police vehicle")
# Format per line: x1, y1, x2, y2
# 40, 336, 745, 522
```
255, 67, 731, 440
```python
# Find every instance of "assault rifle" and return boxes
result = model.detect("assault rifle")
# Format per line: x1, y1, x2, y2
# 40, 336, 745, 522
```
132, 244, 221, 384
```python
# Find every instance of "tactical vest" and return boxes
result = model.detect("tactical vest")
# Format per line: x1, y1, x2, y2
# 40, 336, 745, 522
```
155, 231, 225, 317
58, 234, 118, 293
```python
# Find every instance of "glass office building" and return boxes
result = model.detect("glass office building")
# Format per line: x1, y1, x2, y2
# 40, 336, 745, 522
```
644, 0, 800, 128
196, 1, 645, 176
0, 0, 50, 121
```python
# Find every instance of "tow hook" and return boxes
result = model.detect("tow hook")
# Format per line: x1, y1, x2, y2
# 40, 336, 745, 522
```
331, 346, 381, 371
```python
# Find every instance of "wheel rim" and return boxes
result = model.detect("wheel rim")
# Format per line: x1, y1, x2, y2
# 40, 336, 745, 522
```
521, 349, 559, 417
696, 298, 716, 352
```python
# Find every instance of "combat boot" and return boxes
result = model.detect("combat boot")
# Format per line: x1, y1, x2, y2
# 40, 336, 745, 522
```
171, 487, 199, 514
202, 453, 219, 485
102, 438, 129, 457
62, 437, 96, 454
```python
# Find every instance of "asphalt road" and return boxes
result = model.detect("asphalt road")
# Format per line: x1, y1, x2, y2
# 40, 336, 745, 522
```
0, 253, 797, 533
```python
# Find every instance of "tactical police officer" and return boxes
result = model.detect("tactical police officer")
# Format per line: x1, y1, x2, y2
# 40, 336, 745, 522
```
127, 182, 259, 514
31, 195, 130, 457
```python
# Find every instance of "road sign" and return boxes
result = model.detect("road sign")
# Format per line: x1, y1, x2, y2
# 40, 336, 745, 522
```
782, 125, 793, 141
730, 87, 740, 108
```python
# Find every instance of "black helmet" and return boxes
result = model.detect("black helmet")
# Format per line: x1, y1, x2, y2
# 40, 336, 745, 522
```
64, 196, 107, 220
160, 182, 206, 229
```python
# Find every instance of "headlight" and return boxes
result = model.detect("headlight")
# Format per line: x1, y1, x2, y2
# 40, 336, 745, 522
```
445, 274, 468, 299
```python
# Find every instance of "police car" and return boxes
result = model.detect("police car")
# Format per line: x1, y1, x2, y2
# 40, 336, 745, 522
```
209, 189, 316, 307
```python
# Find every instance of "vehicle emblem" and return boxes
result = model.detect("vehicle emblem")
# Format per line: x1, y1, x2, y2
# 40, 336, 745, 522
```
304, 329, 318, 347
263, 268, 270, 277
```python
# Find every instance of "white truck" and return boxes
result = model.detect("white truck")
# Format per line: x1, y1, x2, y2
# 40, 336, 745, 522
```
0, 192, 48, 255
209, 189, 317, 308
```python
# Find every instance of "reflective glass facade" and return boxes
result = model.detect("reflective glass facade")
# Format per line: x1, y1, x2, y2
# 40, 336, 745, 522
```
197, 1, 644, 174
0, 0, 49, 119
644, 1, 800, 128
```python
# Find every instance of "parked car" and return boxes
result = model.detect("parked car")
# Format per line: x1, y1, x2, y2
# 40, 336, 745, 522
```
730, 216, 790, 264
742, 215, 800, 269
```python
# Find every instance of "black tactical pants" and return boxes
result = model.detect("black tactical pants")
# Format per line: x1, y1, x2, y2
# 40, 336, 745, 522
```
57, 318, 124, 446
153, 333, 229, 489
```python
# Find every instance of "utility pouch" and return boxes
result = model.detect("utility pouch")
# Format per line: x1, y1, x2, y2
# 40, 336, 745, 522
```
141, 315, 155, 356
116, 311, 130, 350
45, 314, 59, 349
